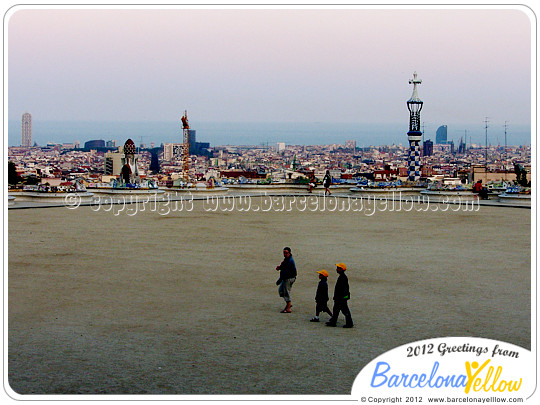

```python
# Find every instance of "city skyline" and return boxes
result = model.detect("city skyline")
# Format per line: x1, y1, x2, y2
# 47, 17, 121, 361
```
6, 118, 532, 148
7, 7, 533, 138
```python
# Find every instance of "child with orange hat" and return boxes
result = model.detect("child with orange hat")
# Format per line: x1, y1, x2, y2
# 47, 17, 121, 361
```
310, 270, 333, 322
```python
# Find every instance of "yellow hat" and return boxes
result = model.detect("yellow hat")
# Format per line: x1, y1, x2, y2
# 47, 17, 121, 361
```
335, 263, 347, 271
317, 270, 329, 278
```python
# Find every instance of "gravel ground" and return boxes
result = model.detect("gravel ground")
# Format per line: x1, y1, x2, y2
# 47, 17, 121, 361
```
8, 197, 531, 395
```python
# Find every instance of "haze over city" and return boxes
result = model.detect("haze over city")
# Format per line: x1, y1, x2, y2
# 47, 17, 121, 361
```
7, 6, 533, 146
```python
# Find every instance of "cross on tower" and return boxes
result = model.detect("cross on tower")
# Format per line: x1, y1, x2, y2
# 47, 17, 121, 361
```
408, 71, 422, 102
409, 71, 422, 85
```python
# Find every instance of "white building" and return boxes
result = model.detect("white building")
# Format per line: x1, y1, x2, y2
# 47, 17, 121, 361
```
104, 148, 125, 176
163, 143, 184, 161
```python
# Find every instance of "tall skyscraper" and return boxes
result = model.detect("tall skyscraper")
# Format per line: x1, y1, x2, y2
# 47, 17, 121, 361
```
435, 125, 448, 144
406, 72, 423, 181
21, 112, 32, 147
188, 129, 197, 154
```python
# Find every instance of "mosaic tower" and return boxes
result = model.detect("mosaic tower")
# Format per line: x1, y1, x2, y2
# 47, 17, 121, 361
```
406, 72, 423, 181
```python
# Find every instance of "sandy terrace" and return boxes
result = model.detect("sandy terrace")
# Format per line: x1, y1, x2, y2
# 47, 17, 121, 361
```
8, 196, 531, 394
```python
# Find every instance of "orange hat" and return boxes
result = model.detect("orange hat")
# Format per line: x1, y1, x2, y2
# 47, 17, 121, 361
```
335, 262, 347, 271
317, 270, 329, 278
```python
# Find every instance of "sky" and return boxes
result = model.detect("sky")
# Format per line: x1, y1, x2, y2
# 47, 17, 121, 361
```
6, 6, 533, 144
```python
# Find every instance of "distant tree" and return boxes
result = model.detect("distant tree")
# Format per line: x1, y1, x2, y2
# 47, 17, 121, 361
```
8, 161, 21, 185
24, 176, 40, 186
514, 164, 530, 187
149, 150, 160, 174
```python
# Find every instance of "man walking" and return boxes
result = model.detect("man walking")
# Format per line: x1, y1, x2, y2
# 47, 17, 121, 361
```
275, 247, 297, 313
326, 262, 354, 328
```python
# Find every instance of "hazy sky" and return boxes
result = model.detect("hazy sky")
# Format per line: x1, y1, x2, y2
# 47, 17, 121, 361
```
7, 7, 532, 127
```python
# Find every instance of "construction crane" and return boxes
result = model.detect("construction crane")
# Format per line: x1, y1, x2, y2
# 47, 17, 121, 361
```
137, 135, 152, 154
181, 110, 190, 182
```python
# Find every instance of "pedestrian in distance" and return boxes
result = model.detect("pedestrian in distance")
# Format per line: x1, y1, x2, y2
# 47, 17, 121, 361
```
275, 247, 297, 313
310, 270, 333, 322
472, 179, 489, 199
308, 173, 316, 193
323, 170, 332, 195
326, 263, 354, 328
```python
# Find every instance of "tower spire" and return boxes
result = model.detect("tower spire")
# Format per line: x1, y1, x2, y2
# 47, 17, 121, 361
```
406, 72, 423, 182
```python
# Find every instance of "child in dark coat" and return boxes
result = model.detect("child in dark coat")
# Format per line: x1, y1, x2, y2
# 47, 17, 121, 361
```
310, 270, 333, 322
326, 262, 354, 328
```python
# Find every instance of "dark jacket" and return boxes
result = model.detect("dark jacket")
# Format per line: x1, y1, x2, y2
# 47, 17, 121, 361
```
333, 272, 350, 301
315, 279, 329, 303
277, 255, 297, 282
323, 173, 331, 187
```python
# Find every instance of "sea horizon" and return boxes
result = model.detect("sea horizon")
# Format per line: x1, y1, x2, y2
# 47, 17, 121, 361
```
7, 119, 532, 148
